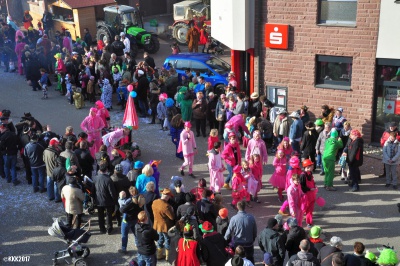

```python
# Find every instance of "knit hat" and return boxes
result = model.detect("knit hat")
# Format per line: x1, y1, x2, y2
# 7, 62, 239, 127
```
199, 221, 214, 233
309, 226, 322, 238
267, 218, 278, 228
330, 129, 339, 138
287, 217, 298, 227
184, 121, 192, 128
315, 119, 324, 126
219, 208, 228, 219
233, 165, 242, 173
165, 98, 174, 108
231, 255, 244, 266
115, 164, 122, 172
134, 161, 144, 169
263, 252, 273, 265
275, 214, 283, 226
49, 138, 59, 146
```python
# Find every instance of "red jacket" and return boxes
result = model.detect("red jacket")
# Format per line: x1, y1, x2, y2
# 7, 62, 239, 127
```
380, 130, 400, 147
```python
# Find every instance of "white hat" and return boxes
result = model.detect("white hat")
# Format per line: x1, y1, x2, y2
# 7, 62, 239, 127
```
120, 32, 125, 36
289, 111, 300, 119
337, 107, 343, 113
250, 92, 259, 99
138, 70, 144, 76
276, 108, 287, 115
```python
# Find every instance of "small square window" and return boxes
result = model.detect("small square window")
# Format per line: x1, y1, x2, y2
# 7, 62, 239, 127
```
316, 55, 353, 90
319, 0, 357, 26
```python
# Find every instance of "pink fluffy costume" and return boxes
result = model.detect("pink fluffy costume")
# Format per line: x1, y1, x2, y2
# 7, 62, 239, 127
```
231, 165, 250, 205
299, 159, 317, 227
80, 108, 105, 157
269, 150, 287, 201
208, 144, 225, 193
279, 156, 302, 215
177, 121, 197, 176
287, 177, 304, 227
102, 127, 130, 159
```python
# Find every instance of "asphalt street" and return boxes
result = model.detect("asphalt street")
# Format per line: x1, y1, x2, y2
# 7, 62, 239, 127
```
0, 35, 400, 266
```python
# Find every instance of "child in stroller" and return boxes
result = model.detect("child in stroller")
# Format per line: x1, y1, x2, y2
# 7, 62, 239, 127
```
48, 218, 91, 266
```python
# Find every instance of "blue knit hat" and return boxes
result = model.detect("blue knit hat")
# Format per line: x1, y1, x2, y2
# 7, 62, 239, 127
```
134, 161, 144, 169
165, 98, 174, 108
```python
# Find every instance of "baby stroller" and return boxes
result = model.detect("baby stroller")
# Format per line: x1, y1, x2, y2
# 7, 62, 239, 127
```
82, 176, 96, 215
48, 218, 91, 266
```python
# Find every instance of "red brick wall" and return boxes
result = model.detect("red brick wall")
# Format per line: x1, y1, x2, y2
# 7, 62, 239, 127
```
258, 0, 380, 142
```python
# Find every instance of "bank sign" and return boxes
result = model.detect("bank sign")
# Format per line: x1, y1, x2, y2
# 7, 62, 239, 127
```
265, 23, 289, 49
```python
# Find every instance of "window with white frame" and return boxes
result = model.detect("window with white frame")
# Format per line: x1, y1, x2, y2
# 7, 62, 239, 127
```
319, 0, 357, 26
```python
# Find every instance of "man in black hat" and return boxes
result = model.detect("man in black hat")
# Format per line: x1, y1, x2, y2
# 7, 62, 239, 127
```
258, 218, 286, 266
379, 122, 400, 178
0, 121, 21, 185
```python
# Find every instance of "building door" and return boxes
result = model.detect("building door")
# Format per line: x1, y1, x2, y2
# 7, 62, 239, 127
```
372, 59, 400, 142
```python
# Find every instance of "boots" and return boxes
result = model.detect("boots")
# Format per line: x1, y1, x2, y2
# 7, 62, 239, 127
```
156, 248, 165, 260
165, 249, 169, 261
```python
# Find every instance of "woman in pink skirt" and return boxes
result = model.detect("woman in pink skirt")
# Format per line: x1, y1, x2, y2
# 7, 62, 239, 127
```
269, 149, 287, 202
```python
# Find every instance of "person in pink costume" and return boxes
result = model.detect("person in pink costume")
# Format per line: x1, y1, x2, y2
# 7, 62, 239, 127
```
15, 29, 25, 43
177, 121, 197, 177
245, 130, 268, 168
229, 114, 250, 137
63, 34, 72, 54
278, 156, 302, 215
14, 37, 26, 75
102, 127, 131, 159
299, 159, 317, 228
122, 89, 139, 130
95, 100, 110, 129
231, 165, 251, 210
277, 137, 293, 161
269, 149, 287, 202
80, 108, 105, 157
221, 132, 242, 188
207, 141, 225, 193
249, 154, 262, 203
286, 174, 304, 227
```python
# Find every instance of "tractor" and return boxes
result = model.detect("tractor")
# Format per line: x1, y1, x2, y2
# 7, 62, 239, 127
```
96, 5, 160, 56
169, 0, 211, 45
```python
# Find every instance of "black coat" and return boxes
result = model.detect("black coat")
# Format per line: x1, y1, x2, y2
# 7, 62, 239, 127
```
111, 40, 125, 56
135, 222, 159, 256
145, 56, 155, 69
120, 196, 144, 223
93, 173, 117, 207
0, 130, 20, 156
143, 191, 159, 225
285, 226, 307, 258
317, 246, 342, 266
345, 137, 364, 167
53, 166, 67, 192
74, 149, 94, 177
301, 128, 319, 159
196, 198, 217, 229
26, 57, 41, 81
200, 232, 229, 266
258, 227, 286, 263
111, 173, 131, 196
24, 141, 45, 167
136, 75, 150, 101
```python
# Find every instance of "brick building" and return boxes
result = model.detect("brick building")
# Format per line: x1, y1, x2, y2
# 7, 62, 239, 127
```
250, 0, 400, 143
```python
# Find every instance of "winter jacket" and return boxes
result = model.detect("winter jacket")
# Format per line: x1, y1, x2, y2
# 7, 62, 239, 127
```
258, 227, 286, 264
382, 139, 400, 165
285, 226, 307, 258
135, 222, 159, 256
74, 148, 94, 176
192, 98, 207, 119
286, 251, 320, 266
111, 172, 131, 196
249, 100, 262, 118
61, 185, 85, 215
344, 137, 363, 167
43, 146, 60, 177
53, 165, 67, 191
24, 141, 46, 168
273, 116, 291, 137
200, 232, 229, 266
315, 130, 330, 154
120, 196, 144, 223
317, 246, 342, 266
143, 191, 159, 224
224, 211, 257, 246
60, 149, 80, 169
196, 198, 218, 228
289, 119, 304, 141
136, 75, 149, 101
93, 173, 117, 207
0, 130, 20, 156
135, 174, 156, 195
221, 142, 242, 167
216, 216, 229, 237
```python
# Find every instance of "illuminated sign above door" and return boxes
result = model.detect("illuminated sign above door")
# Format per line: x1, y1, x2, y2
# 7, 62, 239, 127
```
265, 23, 289, 49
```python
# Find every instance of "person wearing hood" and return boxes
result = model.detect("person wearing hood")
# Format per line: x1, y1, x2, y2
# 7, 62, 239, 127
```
286, 239, 320, 266
342, 129, 364, 192
322, 130, 343, 191
61, 166, 85, 228
300, 121, 319, 165
177, 86, 194, 122
199, 221, 229, 266
285, 218, 307, 258
80, 108, 105, 157
287, 174, 304, 229
208, 141, 225, 193
100, 78, 113, 110
258, 218, 286, 266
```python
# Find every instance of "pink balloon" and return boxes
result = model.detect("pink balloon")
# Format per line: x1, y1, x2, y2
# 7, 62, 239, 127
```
127, 84, 133, 92
316, 196, 326, 207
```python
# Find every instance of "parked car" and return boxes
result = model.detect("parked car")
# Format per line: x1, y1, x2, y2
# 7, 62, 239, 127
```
163, 53, 230, 95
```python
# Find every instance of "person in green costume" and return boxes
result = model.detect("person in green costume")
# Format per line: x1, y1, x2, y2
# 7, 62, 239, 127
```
176, 86, 193, 122
322, 129, 343, 191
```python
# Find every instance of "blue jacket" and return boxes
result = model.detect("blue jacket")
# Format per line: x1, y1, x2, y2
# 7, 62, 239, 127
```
135, 174, 156, 195
194, 83, 205, 94
289, 119, 304, 141
224, 211, 257, 246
